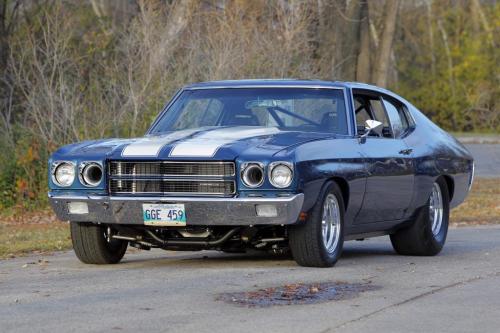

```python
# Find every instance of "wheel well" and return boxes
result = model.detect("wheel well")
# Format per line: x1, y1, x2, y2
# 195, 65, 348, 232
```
440, 175, 455, 201
331, 177, 349, 210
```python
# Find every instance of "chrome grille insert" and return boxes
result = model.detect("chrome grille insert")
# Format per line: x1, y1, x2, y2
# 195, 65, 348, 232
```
109, 179, 235, 196
109, 161, 235, 177
108, 161, 235, 197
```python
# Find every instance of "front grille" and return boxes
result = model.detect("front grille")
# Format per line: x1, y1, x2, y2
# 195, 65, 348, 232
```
109, 161, 235, 177
109, 179, 235, 196
108, 161, 235, 197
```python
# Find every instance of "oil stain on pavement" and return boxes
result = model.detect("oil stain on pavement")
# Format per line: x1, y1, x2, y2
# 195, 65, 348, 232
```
217, 281, 380, 307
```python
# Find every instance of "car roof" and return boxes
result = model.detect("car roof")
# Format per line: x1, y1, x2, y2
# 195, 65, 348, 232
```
182, 79, 410, 107
184, 79, 345, 89
184, 79, 394, 94
184, 79, 374, 89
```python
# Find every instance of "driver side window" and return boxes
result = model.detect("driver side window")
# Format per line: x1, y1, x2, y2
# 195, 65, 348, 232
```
354, 92, 392, 138
355, 98, 372, 125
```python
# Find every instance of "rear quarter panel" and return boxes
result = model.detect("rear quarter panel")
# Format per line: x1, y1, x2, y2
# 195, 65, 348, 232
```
404, 105, 473, 210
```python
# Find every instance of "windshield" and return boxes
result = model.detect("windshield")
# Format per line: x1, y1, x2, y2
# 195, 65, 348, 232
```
150, 88, 348, 135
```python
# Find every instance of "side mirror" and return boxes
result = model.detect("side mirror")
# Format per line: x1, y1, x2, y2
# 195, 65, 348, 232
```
361, 119, 383, 138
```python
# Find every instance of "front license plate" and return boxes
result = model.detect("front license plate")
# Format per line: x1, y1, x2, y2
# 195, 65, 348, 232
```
142, 203, 186, 226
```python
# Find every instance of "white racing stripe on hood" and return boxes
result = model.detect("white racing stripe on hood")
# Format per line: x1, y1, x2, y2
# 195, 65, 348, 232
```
169, 127, 280, 157
121, 129, 200, 157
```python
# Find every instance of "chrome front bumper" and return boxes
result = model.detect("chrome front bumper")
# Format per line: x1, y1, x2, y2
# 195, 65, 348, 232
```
48, 193, 304, 226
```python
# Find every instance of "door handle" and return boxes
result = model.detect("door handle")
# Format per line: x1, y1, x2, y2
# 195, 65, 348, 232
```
398, 149, 413, 155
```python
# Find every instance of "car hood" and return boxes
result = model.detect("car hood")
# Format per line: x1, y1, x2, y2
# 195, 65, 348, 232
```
55, 126, 333, 160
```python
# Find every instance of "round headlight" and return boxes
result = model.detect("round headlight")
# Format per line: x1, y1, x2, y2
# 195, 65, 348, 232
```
269, 163, 293, 188
80, 162, 103, 187
54, 162, 75, 187
241, 163, 264, 188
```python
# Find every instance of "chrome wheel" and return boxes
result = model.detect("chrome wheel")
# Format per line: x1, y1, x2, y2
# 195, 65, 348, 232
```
429, 182, 444, 236
322, 194, 341, 253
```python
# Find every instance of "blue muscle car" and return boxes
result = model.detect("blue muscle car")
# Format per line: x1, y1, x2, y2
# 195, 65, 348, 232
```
48, 80, 474, 267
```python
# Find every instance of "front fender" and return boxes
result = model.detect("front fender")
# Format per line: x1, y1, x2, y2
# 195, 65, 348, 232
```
296, 162, 367, 227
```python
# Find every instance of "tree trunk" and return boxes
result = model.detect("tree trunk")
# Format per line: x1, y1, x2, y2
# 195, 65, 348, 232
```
470, 0, 495, 47
331, 0, 347, 79
355, 1, 370, 83
426, 0, 436, 77
0, 0, 8, 72
90, 0, 137, 34
373, 0, 400, 87
0, 0, 20, 72
337, 0, 363, 81
437, 18, 457, 129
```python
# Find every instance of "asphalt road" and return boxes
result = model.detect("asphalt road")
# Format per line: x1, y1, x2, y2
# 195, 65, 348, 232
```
1, 226, 500, 333
464, 144, 500, 178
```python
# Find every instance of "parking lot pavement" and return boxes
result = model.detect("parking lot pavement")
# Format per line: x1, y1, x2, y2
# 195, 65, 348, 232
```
1, 225, 500, 333
464, 144, 500, 178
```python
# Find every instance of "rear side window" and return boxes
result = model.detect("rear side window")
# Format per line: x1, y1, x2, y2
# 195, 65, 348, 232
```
397, 106, 409, 131
382, 99, 403, 137
370, 99, 390, 128
401, 105, 415, 128
382, 97, 412, 137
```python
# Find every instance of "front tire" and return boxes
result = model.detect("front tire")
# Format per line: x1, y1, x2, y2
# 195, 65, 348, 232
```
390, 177, 450, 256
289, 182, 345, 267
70, 222, 128, 264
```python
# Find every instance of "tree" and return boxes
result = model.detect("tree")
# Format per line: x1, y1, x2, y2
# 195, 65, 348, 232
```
355, 0, 370, 82
373, 0, 400, 87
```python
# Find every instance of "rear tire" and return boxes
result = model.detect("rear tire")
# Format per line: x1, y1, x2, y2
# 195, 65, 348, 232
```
70, 222, 128, 264
289, 182, 345, 267
390, 177, 450, 256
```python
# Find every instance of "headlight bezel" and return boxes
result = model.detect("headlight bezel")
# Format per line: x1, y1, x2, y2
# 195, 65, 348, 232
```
79, 161, 104, 187
52, 161, 76, 187
268, 161, 294, 188
241, 162, 265, 188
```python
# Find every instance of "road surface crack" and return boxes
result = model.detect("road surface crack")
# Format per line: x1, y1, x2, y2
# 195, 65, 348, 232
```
323, 271, 500, 332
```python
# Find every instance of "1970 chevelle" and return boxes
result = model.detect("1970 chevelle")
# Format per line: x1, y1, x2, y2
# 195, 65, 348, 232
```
48, 80, 474, 267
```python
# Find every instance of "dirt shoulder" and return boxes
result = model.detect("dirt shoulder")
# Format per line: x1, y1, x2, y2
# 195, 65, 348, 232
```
0, 209, 71, 259
450, 178, 499, 226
